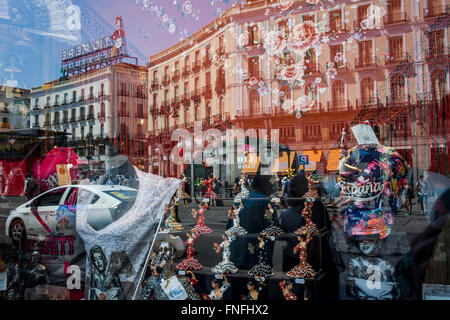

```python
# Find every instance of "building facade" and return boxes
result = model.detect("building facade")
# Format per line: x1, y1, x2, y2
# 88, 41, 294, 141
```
148, 0, 450, 181
30, 62, 148, 172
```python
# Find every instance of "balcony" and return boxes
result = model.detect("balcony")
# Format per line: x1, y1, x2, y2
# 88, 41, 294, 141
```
356, 97, 384, 109
216, 46, 225, 56
192, 60, 201, 73
215, 80, 226, 95
181, 92, 191, 105
355, 56, 380, 69
236, 108, 271, 118
53, 119, 60, 126
151, 80, 159, 90
62, 117, 69, 124
78, 114, 86, 121
135, 111, 147, 118
33, 105, 40, 111
202, 85, 212, 99
202, 55, 212, 68
327, 100, 352, 112
44, 104, 50, 109
79, 96, 86, 102
69, 116, 77, 123
87, 113, 95, 120
98, 91, 105, 98
191, 89, 201, 103
118, 110, 129, 117
118, 90, 129, 97
98, 112, 105, 120
425, 47, 449, 61
385, 95, 411, 106
384, 11, 408, 25
161, 75, 170, 87
424, 5, 450, 19
171, 96, 180, 106
304, 62, 321, 76
44, 120, 51, 126
182, 66, 191, 77
172, 70, 180, 82
385, 52, 412, 65
136, 91, 147, 99
327, 22, 350, 35
87, 94, 94, 101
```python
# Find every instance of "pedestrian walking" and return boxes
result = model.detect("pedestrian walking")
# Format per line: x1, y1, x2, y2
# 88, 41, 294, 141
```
416, 175, 429, 215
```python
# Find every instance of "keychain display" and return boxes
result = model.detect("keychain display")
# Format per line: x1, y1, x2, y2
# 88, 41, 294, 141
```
287, 229, 316, 279
211, 234, 238, 275
248, 232, 275, 278
176, 231, 202, 271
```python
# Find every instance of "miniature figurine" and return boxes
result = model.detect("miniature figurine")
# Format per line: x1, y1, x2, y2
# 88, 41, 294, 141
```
248, 232, 275, 278
164, 202, 183, 231
176, 231, 202, 271
203, 275, 230, 300
211, 234, 238, 274
191, 201, 212, 235
287, 230, 316, 279
261, 199, 285, 239
226, 201, 247, 237
279, 280, 298, 300
242, 277, 264, 301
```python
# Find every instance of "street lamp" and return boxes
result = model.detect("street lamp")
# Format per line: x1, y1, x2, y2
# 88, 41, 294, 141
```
86, 132, 94, 179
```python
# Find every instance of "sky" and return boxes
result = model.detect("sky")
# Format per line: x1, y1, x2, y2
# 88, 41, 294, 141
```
0, 0, 235, 90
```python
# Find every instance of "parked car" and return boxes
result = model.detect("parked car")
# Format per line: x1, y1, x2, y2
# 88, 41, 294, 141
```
6, 184, 138, 245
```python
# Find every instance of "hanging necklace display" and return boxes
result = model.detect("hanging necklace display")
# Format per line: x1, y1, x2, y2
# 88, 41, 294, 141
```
191, 202, 213, 235
211, 234, 238, 275
164, 200, 183, 232
286, 229, 316, 279
279, 280, 298, 301
297, 176, 319, 235
248, 232, 275, 278
176, 231, 202, 271
225, 201, 247, 237
261, 199, 285, 240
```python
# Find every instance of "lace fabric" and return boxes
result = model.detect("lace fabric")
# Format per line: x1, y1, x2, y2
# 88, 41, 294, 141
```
75, 166, 180, 300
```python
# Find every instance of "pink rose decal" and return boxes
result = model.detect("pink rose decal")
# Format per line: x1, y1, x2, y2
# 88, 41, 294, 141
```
277, 0, 294, 11
247, 77, 258, 86
264, 31, 286, 56
288, 21, 320, 55
293, 94, 315, 118
278, 63, 304, 83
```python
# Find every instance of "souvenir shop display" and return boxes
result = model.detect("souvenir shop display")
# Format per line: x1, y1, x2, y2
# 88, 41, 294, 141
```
141, 237, 200, 300
298, 176, 319, 235
287, 230, 316, 279
76, 166, 181, 300
279, 280, 297, 301
261, 199, 285, 240
164, 201, 183, 232
211, 234, 239, 275
225, 201, 248, 238
203, 275, 230, 300
248, 232, 275, 278
191, 202, 213, 235
242, 278, 265, 301
176, 231, 203, 271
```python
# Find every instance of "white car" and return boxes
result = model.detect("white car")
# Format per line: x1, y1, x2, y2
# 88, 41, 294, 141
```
6, 184, 138, 244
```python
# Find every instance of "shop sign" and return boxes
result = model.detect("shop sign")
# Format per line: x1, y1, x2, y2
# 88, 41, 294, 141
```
298, 155, 309, 165
61, 37, 113, 61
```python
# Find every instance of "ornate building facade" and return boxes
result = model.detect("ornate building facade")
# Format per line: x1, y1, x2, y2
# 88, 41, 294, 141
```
148, 0, 449, 180
31, 62, 149, 171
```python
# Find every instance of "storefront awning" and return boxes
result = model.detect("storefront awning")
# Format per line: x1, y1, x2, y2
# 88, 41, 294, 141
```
326, 149, 341, 171
299, 150, 323, 171
272, 151, 296, 174
241, 153, 260, 174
